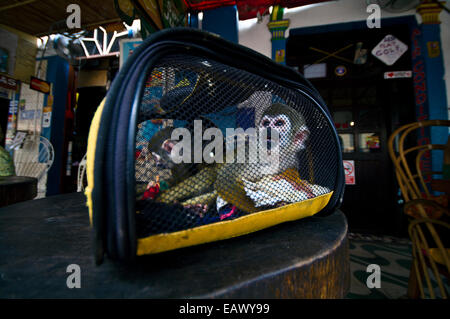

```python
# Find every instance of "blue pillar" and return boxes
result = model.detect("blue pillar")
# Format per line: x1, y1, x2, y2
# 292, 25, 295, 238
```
202, 5, 238, 43
417, 2, 448, 175
42, 56, 69, 196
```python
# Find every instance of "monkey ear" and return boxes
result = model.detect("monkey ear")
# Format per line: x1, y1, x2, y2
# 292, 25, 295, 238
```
293, 127, 309, 150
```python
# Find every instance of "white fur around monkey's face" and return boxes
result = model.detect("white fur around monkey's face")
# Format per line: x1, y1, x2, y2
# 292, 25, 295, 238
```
259, 113, 309, 151
259, 114, 292, 148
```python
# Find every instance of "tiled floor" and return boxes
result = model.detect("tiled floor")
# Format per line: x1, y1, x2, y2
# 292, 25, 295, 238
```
346, 233, 449, 299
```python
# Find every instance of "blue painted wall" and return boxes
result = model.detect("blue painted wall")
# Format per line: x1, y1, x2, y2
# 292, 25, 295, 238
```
420, 24, 449, 174
271, 36, 287, 65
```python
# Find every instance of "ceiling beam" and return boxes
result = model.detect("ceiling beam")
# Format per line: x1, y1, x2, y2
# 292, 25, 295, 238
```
34, 18, 123, 37
0, 0, 36, 12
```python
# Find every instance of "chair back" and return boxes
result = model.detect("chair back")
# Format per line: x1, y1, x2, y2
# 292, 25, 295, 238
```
388, 120, 450, 299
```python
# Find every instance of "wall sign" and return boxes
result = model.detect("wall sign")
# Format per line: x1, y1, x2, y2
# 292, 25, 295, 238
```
30, 76, 50, 94
335, 65, 347, 77
343, 160, 356, 185
0, 73, 18, 91
371, 34, 408, 66
384, 71, 412, 79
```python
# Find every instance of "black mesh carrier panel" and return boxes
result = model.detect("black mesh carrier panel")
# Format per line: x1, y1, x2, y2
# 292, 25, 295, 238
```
86, 28, 344, 264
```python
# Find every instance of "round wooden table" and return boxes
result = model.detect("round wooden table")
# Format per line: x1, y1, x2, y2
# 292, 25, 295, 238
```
0, 175, 37, 207
0, 192, 350, 298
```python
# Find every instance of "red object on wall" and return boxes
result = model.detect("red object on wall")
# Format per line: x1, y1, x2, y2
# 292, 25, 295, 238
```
184, 0, 332, 20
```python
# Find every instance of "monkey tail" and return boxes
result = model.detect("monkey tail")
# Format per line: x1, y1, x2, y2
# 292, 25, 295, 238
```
215, 178, 259, 213
155, 166, 217, 204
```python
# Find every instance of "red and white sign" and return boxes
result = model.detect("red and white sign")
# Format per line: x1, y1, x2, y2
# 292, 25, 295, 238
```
30, 76, 51, 94
384, 71, 412, 79
371, 34, 408, 66
343, 160, 356, 185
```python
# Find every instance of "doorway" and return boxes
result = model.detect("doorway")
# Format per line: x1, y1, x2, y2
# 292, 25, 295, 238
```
286, 18, 417, 236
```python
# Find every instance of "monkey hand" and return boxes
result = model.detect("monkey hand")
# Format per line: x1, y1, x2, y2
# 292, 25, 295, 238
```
243, 186, 279, 207
242, 178, 285, 207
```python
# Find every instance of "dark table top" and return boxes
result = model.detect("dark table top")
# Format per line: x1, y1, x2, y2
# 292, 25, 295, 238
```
0, 175, 37, 207
0, 192, 349, 298
0, 175, 38, 186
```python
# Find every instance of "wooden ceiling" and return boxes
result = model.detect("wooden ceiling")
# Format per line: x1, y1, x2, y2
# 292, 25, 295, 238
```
0, 0, 122, 37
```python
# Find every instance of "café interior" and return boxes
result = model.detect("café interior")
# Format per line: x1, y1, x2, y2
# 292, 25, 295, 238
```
0, 0, 449, 300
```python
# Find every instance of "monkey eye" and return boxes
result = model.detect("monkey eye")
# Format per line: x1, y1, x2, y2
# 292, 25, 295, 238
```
262, 120, 270, 127
275, 119, 285, 127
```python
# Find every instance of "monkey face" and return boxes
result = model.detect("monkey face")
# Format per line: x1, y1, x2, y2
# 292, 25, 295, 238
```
259, 114, 292, 149
147, 126, 179, 169
158, 138, 183, 169
259, 107, 310, 152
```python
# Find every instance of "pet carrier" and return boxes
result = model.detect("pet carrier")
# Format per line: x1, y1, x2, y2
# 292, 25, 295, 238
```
86, 28, 344, 264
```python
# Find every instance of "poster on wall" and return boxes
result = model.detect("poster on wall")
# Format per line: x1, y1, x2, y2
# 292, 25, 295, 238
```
42, 107, 52, 128
427, 41, 440, 58
5, 99, 18, 148
17, 99, 42, 134
119, 38, 143, 68
275, 49, 285, 63
343, 160, 356, 185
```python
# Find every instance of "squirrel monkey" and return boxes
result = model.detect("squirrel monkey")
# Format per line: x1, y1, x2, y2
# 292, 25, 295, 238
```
215, 103, 310, 212
155, 103, 310, 212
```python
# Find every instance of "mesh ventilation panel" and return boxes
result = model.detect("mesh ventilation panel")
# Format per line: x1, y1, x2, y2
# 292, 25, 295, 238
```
133, 53, 338, 238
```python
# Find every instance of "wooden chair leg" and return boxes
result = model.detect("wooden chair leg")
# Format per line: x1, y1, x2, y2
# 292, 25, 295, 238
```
407, 261, 421, 299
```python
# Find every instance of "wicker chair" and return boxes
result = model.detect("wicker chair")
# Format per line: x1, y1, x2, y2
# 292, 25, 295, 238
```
388, 120, 450, 299
409, 218, 449, 298
13, 135, 54, 198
